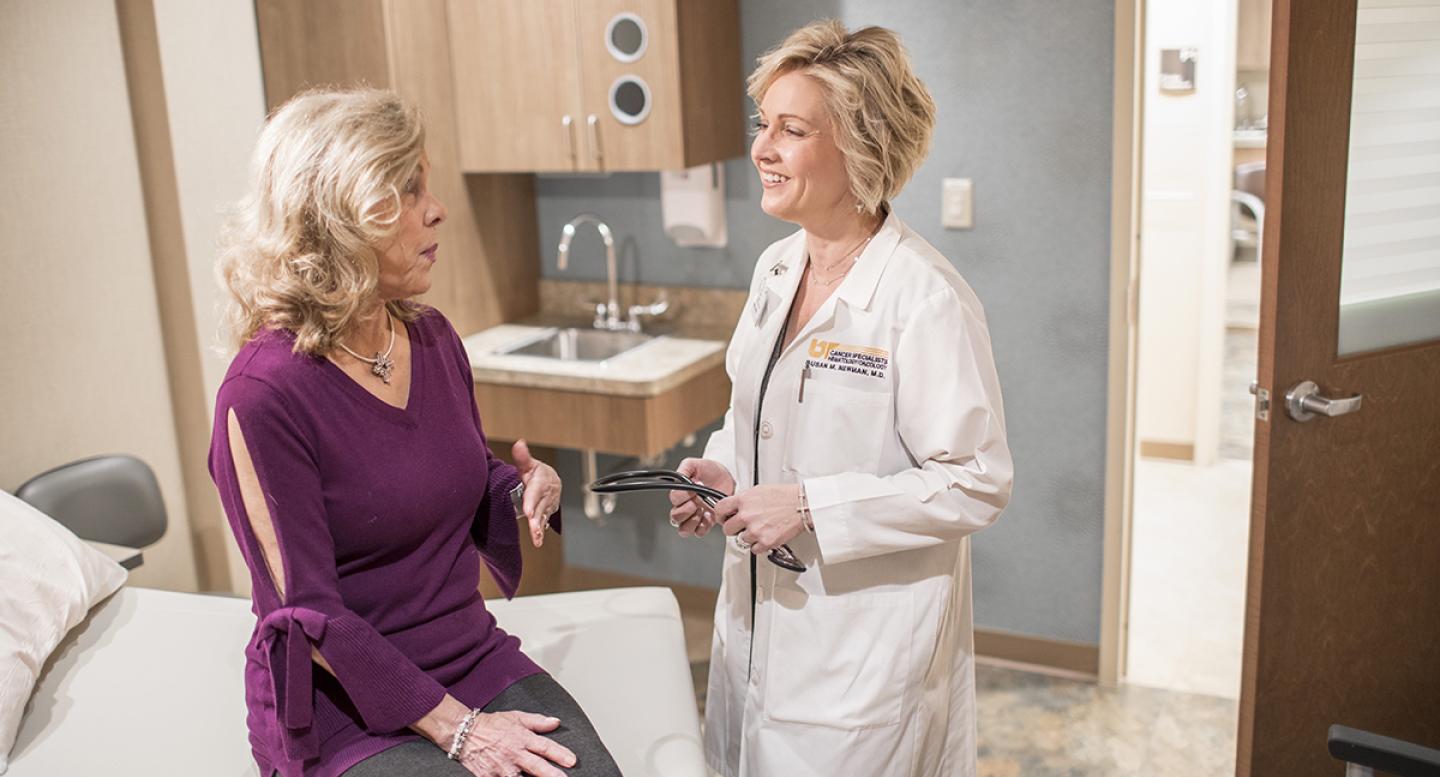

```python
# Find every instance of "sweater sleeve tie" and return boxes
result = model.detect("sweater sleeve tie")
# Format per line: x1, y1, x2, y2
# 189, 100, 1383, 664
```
258, 606, 329, 760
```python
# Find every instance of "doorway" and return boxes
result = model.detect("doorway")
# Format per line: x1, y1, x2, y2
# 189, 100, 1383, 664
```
1123, 0, 1268, 709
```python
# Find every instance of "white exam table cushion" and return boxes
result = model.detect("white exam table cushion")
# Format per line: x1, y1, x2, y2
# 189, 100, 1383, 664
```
9, 586, 704, 777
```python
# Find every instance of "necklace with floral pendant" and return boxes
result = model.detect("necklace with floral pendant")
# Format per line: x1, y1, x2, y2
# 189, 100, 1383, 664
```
337, 315, 397, 384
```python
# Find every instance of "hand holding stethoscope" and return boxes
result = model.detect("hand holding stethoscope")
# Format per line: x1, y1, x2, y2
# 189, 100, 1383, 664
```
588, 458, 807, 572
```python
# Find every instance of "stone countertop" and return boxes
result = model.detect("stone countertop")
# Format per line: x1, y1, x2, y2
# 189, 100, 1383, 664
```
461, 315, 727, 398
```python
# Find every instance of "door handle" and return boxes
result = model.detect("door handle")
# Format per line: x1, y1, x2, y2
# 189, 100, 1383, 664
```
587, 114, 603, 170
1285, 380, 1363, 422
562, 114, 576, 168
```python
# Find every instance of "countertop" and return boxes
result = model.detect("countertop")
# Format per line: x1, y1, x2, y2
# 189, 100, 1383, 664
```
1233, 128, 1268, 148
461, 315, 727, 398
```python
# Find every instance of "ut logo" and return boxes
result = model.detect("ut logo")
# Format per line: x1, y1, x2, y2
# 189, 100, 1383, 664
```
808, 338, 837, 360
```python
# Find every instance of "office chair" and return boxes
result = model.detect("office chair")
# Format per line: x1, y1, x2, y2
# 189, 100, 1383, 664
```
1330, 725, 1440, 777
14, 454, 168, 548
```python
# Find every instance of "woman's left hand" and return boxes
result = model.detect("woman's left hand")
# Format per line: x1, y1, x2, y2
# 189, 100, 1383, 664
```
512, 439, 561, 547
713, 484, 804, 555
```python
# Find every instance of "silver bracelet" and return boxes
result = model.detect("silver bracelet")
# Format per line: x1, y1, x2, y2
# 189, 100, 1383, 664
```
797, 485, 815, 533
447, 707, 483, 761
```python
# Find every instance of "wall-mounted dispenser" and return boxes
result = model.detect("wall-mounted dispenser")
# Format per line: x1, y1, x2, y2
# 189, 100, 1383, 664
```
660, 162, 727, 247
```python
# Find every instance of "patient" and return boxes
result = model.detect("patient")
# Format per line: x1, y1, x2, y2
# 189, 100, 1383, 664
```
208, 88, 619, 777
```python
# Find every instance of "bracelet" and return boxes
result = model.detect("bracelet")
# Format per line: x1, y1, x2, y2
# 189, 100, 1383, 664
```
447, 707, 483, 761
797, 485, 814, 533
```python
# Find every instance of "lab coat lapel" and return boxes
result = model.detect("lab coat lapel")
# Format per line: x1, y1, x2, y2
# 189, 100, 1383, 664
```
750, 247, 806, 352
781, 211, 904, 358
733, 247, 807, 488
751, 250, 805, 330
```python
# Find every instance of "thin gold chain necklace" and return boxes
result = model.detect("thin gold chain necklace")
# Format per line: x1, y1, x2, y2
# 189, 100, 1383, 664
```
808, 220, 882, 287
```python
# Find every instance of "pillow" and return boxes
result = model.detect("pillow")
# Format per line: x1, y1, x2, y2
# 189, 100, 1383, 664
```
0, 490, 126, 774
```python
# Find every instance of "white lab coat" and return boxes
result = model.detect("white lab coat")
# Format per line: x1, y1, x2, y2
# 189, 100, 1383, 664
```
701, 210, 1013, 777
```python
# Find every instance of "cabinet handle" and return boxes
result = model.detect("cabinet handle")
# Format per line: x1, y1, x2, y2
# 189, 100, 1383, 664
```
562, 114, 576, 168
587, 114, 604, 171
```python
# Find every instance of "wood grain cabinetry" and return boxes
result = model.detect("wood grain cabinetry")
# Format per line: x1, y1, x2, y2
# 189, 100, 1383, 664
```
473, 359, 730, 458
1236, 0, 1272, 71
449, 0, 744, 172
254, 0, 542, 337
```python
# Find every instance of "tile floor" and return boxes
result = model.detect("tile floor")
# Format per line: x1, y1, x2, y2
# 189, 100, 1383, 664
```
1126, 457, 1252, 700
975, 664, 1238, 777
687, 651, 1240, 777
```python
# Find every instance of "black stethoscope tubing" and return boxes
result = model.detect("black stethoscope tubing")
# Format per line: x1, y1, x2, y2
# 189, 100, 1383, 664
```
588, 469, 807, 573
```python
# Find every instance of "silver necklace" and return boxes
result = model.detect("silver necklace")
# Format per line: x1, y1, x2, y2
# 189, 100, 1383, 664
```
337, 315, 397, 384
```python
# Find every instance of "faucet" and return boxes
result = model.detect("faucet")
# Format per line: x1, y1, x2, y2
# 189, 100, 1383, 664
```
556, 214, 668, 332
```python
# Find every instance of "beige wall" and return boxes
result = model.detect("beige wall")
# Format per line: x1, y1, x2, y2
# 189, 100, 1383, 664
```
1135, 0, 1237, 465
0, 0, 198, 591
138, 0, 268, 594
151, 0, 265, 396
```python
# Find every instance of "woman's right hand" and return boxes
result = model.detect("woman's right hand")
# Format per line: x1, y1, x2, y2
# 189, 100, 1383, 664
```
414, 696, 576, 777
456, 711, 576, 777
667, 457, 735, 537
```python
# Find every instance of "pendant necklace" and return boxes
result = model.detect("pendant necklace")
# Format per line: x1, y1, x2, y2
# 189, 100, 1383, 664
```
337, 315, 397, 384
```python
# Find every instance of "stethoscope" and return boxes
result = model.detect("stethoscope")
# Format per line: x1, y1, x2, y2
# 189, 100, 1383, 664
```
588, 469, 807, 573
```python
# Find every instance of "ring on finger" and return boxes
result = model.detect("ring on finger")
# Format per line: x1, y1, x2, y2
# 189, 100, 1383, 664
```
733, 535, 752, 552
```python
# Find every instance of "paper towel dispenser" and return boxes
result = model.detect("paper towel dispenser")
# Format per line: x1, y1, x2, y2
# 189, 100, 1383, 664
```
661, 163, 727, 247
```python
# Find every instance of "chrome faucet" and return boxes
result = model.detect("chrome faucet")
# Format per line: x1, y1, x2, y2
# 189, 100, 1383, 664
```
557, 214, 668, 332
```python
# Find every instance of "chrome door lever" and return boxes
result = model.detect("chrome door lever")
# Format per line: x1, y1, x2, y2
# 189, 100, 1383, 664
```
1285, 380, 1363, 422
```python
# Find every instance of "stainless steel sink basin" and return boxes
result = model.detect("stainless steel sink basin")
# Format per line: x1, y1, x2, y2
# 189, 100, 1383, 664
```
499, 328, 655, 362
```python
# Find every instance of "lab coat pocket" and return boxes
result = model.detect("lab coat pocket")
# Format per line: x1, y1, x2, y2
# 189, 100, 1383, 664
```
763, 589, 913, 729
784, 380, 891, 477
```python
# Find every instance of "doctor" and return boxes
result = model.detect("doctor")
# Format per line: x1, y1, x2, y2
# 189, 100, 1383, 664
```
668, 20, 1013, 777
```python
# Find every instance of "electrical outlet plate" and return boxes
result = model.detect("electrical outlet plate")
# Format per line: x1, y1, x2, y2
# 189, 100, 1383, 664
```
942, 177, 973, 229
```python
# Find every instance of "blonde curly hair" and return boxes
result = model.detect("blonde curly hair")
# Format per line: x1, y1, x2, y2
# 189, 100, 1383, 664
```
218, 87, 426, 356
749, 20, 936, 216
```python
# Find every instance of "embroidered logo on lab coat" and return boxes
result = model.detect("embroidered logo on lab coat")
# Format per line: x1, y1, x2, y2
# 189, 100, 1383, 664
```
806, 338, 890, 379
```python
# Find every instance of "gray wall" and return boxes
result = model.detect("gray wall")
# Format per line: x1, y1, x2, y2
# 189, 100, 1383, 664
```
544, 0, 1114, 645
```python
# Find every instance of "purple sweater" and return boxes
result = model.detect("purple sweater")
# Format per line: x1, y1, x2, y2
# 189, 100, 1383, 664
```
208, 309, 553, 777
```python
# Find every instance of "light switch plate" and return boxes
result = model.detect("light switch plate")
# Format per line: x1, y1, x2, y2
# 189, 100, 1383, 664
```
942, 177, 973, 229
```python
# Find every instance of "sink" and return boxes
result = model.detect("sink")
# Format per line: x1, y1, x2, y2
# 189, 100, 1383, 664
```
499, 327, 655, 362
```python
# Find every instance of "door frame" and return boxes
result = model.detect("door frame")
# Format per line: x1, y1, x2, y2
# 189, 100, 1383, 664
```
1099, 0, 1144, 687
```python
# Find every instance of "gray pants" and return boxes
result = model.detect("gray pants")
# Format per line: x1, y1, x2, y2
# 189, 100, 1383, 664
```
337, 673, 621, 776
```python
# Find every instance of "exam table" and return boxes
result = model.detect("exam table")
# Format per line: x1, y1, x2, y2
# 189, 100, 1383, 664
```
8, 585, 706, 776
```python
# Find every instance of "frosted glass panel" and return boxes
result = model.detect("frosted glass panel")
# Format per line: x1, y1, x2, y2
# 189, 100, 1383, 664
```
1339, 0, 1440, 354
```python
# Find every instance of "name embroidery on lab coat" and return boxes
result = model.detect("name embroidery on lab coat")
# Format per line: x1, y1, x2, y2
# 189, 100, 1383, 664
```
806, 338, 890, 379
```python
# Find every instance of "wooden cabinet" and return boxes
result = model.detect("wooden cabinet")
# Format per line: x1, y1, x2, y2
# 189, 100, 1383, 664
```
254, 0, 542, 337
1237, 0, 1272, 71
472, 359, 730, 458
448, 0, 744, 173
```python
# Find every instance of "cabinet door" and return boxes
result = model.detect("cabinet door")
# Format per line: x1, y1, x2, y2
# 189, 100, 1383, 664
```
572, 0, 685, 171
1236, 0, 1272, 70
448, 0, 583, 172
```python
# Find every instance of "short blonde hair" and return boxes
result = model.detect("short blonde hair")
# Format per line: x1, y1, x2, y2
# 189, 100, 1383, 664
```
218, 87, 426, 356
749, 21, 936, 216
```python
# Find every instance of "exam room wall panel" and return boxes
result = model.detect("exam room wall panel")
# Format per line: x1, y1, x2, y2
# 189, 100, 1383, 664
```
544, 0, 1115, 646
0, 0, 200, 592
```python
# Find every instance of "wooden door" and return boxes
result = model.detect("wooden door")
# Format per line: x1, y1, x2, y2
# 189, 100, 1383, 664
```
572, 0, 685, 171
447, 0, 583, 172
1237, 1, 1440, 775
